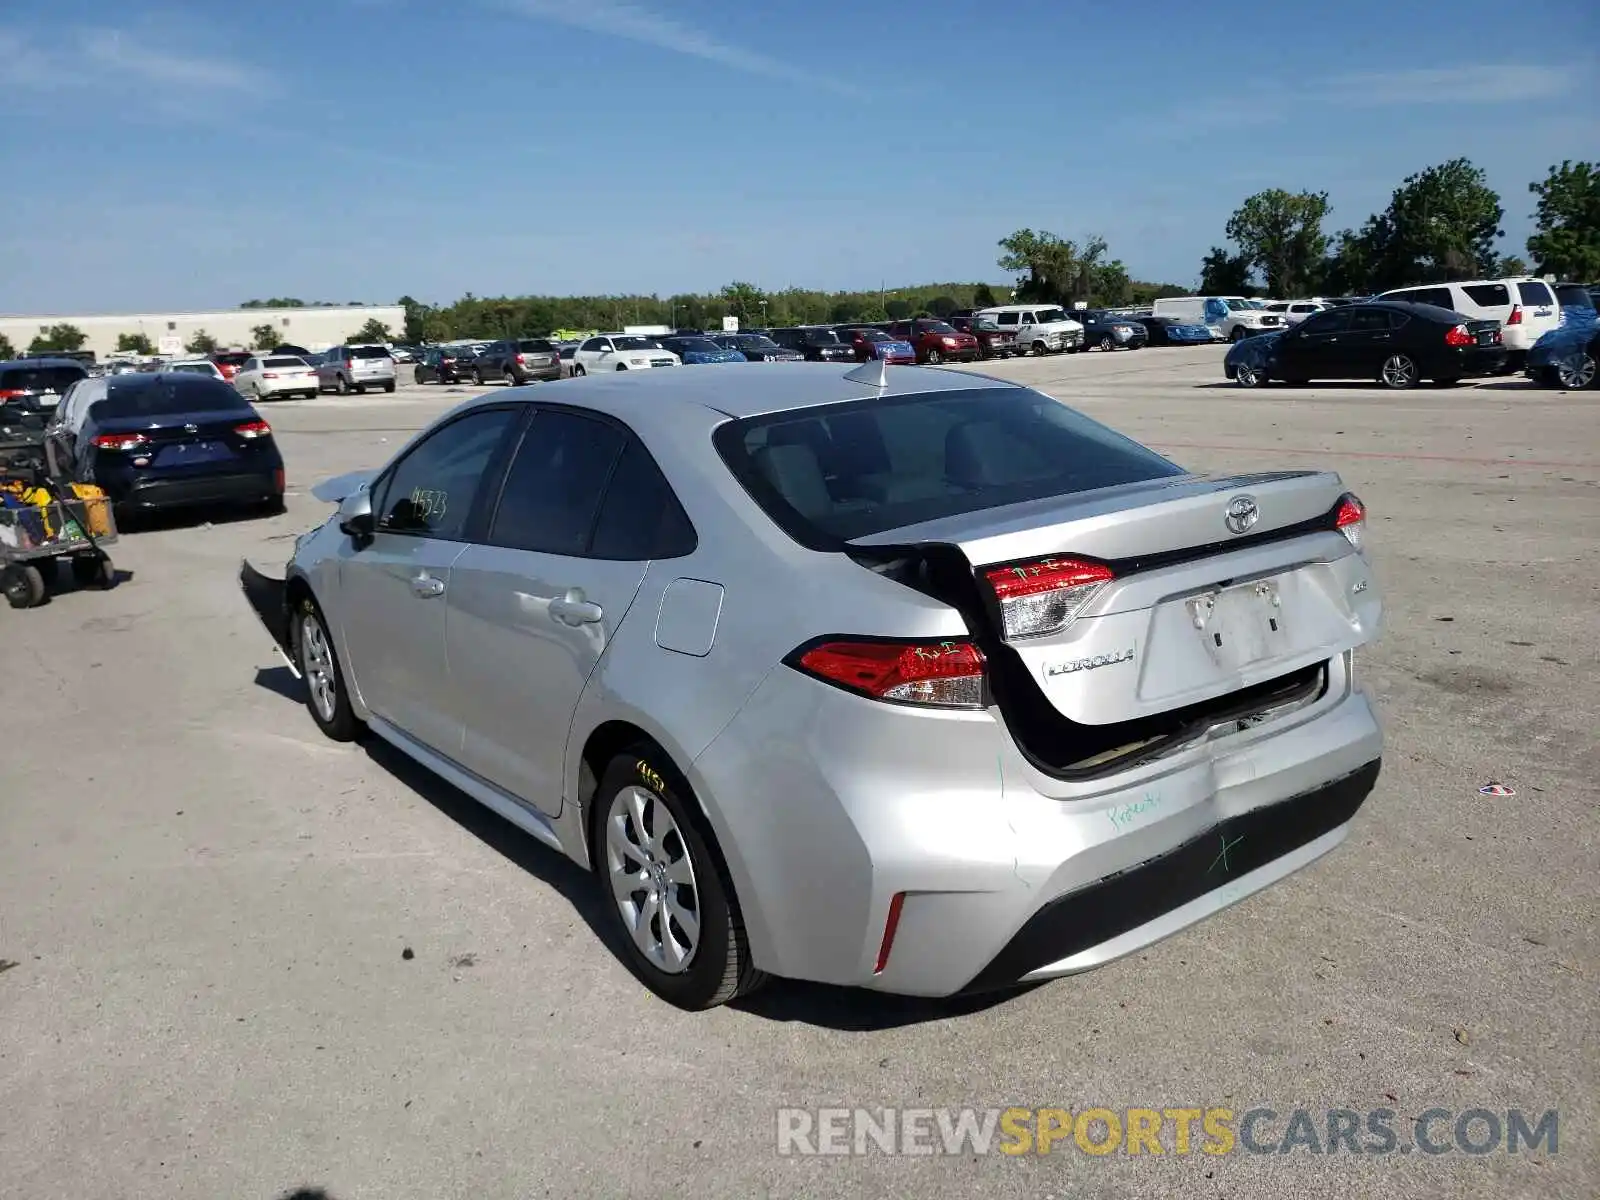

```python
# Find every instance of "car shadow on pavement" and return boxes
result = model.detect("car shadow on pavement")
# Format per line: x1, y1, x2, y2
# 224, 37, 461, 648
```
252, 665, 302, 703
731, 979, 1034, 1031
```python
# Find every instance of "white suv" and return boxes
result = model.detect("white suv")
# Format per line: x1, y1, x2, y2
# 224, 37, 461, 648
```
972, 305, 1085, 355
1374, 278, 1560, 368
570, 334, 681, 374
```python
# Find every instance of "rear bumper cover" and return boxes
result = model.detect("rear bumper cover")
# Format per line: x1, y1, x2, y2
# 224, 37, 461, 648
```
114, 470, 281, 509
959, 759, 1378, 992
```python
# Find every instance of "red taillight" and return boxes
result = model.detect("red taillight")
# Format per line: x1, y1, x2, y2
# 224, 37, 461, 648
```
516, 353, 527, 364
1444, 324, 1474, 347
0, 389, 24, 400
874, 892, 906, 974
235, 420, 272, 439
273, 468, 285, 494
791, 638, 987, 708
262, 371, 279, 379
984, 557, 1114, 639
92, 433, 149, 451
1334, 493, 1366, 550
1506, 305, 1523, 326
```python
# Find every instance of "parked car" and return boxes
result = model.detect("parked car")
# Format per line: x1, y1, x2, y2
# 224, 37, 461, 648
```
885, 318, 981, 364
559, 346, 580, 378
1075, 310, 1150, 352
769, 327, 857, 363
0, 357, 89, 416
570, 335, 681, 375
415, 346, 471, 384
710, 333, 805, 362
165, 358, 227, 381
211, 351, 253, 381
658, 335, 747, 365
1153, 297, 1284, 343
1373, 278, 1559, 371
1263, 300, 1328, 326
317, 344, 398, 394
240, 363, 1383, 1010
1225, 302, 1504, 389
388, 344, 419, 364
234, 354, 320, 400
973, 304, 1085, 355
57, 372, 284, 519
1553, 283, 1597, 327
1524, 318, 1599, 389
835, 327, 916, 364
473, 338, 563, 385
1137, 316, 1216, 347
270, 344, 314, 358
947, 314, 1019, 359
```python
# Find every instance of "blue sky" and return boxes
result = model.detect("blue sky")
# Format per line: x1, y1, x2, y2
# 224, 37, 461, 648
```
1, 0, 1595, 313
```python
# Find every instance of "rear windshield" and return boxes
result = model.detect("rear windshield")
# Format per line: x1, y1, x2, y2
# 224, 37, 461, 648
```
714, 387, 1184, 544
265, 356, 308, 368
668, 337, 722, 352
0, 365, 86, 391
168, 362, 217, 374
98, 380, 243, 418
850, 329, 890, 341
1554, 284, 1593, 309
350, 346, 392, 359
728, 335, 780, 351
517, 339, 555, 352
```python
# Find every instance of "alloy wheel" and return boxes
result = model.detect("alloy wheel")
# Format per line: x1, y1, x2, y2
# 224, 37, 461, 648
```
605, 785, 700, 974
1556, 352, 1597, 390
1381, 353, 1418, 389
1235, 362, 1262, 388
300, 613, 338, 723
1098, 335, 1114, 351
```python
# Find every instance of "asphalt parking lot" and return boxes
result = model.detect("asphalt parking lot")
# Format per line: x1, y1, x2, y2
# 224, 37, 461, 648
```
2, 347, 1595, 1200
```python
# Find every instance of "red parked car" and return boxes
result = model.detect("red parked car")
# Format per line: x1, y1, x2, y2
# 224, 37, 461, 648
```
886, 318, 981, 364
210, 351, 252, 380
837, 326, 916, 364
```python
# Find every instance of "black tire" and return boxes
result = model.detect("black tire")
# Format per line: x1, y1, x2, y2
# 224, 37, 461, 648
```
71, 554, 115, 588
1229, 327, 1248, 343
1097, 335, 1115, 352
1066, 342, 1080, 354
293, 594, 362, 742
572, 364, 586, 377
473, 368, 487, 385
337, 374, 351, 395
3, 563, 46, 608
354, 383, 367, 394
382, 382, 396, 393
926, 348, 942, 364
506, 367, 520, 385
1032, 341, 1047, 357
1556, 351, 1598, 390
591, 749, 766, 1010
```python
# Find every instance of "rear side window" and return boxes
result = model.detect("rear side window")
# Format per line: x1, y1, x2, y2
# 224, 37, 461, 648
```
488, 410, 626, 555
714, 387, 1185, 545
996, 312, 1019, 326
1462, 284, 1510, 307
1348, 309, 1391, 332
590, 438, 697, 559
1517, 281, 1554, 306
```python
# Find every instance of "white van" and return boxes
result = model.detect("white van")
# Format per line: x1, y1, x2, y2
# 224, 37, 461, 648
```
973, 304, 1085, 355
1373, 278, 1560, 366
1151, 296, 1283, 342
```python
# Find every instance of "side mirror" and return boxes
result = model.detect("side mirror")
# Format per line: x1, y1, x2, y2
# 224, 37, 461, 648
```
338, 488, 375, 541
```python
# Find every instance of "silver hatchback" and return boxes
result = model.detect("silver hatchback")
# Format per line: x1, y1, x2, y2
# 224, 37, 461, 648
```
241, 364, 1383, 1010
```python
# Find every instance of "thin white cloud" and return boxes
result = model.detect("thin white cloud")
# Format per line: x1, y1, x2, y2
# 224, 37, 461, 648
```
1322, 64, 1575, 105
79, 28, 266, 93
501, 0, 865, 96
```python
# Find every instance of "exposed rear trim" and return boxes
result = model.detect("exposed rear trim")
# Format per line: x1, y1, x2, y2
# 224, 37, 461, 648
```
959, 759, 1381, 993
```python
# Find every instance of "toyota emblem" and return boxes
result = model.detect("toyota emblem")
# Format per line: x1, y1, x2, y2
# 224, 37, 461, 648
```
1224, 495, 1259, 535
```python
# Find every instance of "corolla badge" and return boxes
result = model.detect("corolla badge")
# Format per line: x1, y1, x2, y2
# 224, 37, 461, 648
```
1045, 647, 1135, 677
1224, 494, 1259, 535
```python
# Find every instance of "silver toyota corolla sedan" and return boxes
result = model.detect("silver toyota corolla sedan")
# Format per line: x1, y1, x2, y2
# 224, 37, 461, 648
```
240, 362, 1383, 1010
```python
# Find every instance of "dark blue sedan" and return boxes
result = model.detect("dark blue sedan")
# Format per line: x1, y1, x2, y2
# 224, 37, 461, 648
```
658, 335, 747, 365
69, 373, 285, 518
1139, 316, 1217, 346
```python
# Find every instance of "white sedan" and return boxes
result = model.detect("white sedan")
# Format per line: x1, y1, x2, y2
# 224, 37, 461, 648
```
570, 334, 681, 375
233, 354, 320, 401
164, 358, 227, 381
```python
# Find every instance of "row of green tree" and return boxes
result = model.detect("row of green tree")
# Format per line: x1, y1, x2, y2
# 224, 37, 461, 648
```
1196, 159, 1600, 298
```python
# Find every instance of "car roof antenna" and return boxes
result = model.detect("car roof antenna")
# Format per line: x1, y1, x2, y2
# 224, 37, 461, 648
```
843, 358, 890, 388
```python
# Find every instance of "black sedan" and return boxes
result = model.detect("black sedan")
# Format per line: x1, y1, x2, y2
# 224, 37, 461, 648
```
64, 373, 285, 518
1225, 301, 1505, 389
710, 333, 804, 362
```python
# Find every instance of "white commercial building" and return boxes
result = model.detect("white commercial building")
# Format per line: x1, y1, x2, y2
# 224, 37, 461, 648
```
0, 305, 407, 359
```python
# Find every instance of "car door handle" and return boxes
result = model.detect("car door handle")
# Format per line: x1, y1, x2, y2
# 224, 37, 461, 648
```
411, 572, 446, 598
550, 588, 603, 625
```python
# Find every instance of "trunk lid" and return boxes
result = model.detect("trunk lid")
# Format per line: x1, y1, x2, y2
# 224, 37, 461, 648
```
851, 470, 1379, 725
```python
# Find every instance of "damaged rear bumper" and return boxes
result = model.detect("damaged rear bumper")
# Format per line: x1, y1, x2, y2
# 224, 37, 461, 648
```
239, 559, 299, 677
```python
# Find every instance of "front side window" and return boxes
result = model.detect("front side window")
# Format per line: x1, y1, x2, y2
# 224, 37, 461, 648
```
375, 408, 519, 540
